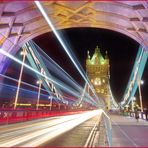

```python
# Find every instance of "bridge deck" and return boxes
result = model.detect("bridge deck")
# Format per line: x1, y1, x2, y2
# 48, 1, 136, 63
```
110, 114, 148, 147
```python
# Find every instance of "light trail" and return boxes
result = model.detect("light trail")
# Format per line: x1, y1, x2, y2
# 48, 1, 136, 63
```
31, 41, 97, 104
0, 48, 98, 106
33, 41, 81, 91
0, 82, 50, 99
34, 1, 86, 82
26, 41, 98, 106
0, 110, 102, 147
0, 74, 75, 104
0, 73, 50, 93
34, 1, 100, 106
0, 74, 67, 104
0, 70, 89, 104
0, 49, 79, 97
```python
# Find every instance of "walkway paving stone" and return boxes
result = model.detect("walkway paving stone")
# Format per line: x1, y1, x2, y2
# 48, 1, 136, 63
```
110, 114, 148, 147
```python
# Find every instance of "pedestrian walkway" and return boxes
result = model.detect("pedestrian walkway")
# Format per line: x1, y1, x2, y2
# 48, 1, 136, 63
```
110, 114, 148, 147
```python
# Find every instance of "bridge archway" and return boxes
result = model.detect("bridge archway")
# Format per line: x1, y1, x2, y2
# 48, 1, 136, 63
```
0, 1, 148, 73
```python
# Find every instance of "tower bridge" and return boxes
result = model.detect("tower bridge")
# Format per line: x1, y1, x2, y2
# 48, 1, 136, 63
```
0, 1, 148, 147
86, 46, 111, 109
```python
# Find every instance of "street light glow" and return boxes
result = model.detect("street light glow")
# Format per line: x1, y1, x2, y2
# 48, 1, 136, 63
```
140, 80, 144, 85
37, 80, 42, 84
132, 97, 136, 101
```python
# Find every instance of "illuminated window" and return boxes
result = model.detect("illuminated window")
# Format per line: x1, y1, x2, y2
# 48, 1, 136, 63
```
94, 78, 101, 86
97, 89, 100, 93
101, 89, 104, 93
102, 79, 105, 83
94, 81, 97, 85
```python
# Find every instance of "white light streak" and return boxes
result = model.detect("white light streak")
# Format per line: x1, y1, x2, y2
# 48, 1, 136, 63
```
0, 49, 79, 98
0, 110, 102, 147
0, 48, 97, 106
34, 1, 100, 106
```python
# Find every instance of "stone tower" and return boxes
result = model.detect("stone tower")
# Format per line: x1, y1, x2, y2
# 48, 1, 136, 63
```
86, 46, 111, 109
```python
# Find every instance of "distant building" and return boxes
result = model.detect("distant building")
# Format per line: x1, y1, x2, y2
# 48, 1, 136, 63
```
86, 46, 111, 109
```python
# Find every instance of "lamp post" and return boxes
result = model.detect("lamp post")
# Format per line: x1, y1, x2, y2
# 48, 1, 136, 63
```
48, 96, 53, 111
36, 80, 42, 110
14, 48, 27, 110
131, 97, 136, 112
138, 79, 144, 112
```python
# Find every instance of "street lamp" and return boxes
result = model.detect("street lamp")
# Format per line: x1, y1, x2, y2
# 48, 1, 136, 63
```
140, 80, 144, 85
14, 48, 27, 110
131, 96, 136, 112
36, 80, 42, 110
48, 96, 53, 111
138, 79, 144, 112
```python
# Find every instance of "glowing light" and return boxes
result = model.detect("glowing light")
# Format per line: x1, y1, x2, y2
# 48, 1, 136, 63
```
0, 49, 79, 98
94, 81, 97, 85
34, 1, 100, 106
37, 80, 42, 84
34, 1, 85, 81
0, 73, 51, 94
0, 110, 102, 147
101, 61, 105, 65
140, 80, 144, 85
17, 103, 31, 106
27, 41, 98, 106
132, 97, 136, 101
0, 48, 97, 107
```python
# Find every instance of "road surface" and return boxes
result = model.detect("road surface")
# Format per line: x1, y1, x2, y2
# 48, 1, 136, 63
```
0, 110, 102, 147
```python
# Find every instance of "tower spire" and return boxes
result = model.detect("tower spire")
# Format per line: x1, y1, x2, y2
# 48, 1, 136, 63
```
95, 45, 100, 53
105, 50, 109, 59
87, 50, 90, 59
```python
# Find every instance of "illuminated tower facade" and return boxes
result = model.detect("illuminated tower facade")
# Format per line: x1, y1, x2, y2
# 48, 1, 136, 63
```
86, 46, 111, 109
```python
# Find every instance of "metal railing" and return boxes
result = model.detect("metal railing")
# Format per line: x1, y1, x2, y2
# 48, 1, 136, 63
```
98, 109, 112, 146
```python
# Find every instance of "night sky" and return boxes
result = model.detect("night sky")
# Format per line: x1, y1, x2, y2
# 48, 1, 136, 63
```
33, 28, 148, 107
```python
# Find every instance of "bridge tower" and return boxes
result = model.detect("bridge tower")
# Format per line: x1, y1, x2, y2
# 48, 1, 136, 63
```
86, 46, 111, 109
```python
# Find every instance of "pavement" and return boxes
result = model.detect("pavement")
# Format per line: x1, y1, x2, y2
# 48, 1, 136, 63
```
110, 114, 148, 147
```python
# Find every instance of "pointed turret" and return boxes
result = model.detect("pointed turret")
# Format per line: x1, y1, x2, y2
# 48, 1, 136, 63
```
105, 51, 109, 59
87, 50, 90, 59
86, 50, 91, 65
94, 46, 100, 54
91, 45, 105, 65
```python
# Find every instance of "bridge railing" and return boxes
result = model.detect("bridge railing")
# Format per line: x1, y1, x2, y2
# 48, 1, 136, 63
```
98, 109, 112, 147
103, 110, 112, 146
